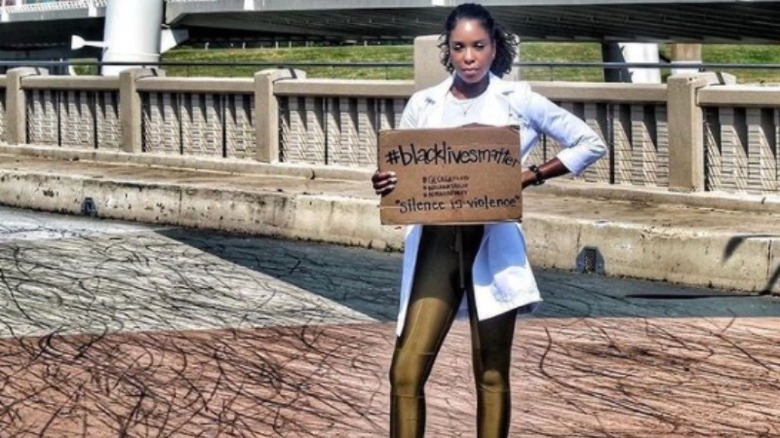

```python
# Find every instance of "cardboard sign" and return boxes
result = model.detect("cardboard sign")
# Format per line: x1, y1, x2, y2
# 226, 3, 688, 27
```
378, 125, 523, 225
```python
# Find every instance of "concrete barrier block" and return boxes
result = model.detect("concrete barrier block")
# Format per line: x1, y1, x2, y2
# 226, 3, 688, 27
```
178, 189, 257, 232
680, 234, 768, 291
178, 188, 239, 230
79, 180, 181, 225
292, 195, 403, 249
578, 222, 771, 291
767, 239, 780, 294
0, 171, 84, 214
178, 188, 298, 237
523, 215, 583, 270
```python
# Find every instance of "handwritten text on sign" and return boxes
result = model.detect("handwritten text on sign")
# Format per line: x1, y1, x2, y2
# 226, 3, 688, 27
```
378, 125, 523, 225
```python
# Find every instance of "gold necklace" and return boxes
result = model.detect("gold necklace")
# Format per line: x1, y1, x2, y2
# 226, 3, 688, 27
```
451, 92, 477, 116
455, 99, 474, 116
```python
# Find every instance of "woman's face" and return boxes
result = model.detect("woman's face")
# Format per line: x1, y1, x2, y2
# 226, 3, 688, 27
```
448, 18, 495, 84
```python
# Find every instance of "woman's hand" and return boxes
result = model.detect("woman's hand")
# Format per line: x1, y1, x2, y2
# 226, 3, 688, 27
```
372, 170, 397, 196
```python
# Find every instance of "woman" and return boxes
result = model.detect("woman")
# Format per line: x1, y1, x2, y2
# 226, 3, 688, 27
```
372, 3, 607, 437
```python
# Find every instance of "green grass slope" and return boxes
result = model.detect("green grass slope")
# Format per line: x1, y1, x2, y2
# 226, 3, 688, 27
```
160, 42, 780, 83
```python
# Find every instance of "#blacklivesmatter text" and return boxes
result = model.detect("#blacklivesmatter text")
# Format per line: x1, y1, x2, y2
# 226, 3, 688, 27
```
384, 142, 520, 168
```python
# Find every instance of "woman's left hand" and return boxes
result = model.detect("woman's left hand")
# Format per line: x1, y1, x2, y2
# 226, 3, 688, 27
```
372, 170, 397, 196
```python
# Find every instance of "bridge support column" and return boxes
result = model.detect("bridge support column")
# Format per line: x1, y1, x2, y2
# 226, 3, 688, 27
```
414, 35, 448, 91
101, 0, 164, 76
119, 68, 164, 153
254, 69, 306, 163
5, 67, 47, 145
603, 42, 661, 83
670, 44, 703, 75
667, 71, 735, 192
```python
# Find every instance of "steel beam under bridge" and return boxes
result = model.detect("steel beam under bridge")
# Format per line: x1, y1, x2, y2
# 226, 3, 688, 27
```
1, 0, 780, 51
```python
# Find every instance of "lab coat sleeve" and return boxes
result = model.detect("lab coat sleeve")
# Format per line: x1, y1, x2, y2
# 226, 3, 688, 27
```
523, 90, 607, 175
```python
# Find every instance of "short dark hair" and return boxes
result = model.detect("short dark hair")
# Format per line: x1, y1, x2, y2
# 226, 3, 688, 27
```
438, 3, 518, 77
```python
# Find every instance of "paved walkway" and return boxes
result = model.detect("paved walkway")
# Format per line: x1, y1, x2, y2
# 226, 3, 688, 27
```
1, 206, 779, 437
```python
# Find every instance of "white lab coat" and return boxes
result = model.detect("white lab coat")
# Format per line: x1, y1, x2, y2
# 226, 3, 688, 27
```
394, 73, 607, 336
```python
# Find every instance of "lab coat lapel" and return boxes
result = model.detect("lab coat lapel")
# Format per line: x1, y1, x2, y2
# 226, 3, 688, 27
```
476, 74, 515, 126
417, 74, 515, 128
417, 76, 454, 128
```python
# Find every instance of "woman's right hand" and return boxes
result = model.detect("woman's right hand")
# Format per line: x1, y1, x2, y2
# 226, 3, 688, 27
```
372, 170, 397, 196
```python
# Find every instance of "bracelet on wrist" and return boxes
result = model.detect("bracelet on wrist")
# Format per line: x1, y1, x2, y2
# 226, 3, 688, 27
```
529, 165, 545, 185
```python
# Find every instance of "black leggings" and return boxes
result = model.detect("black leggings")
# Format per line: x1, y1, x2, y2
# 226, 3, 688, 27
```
389, 225, 518, 438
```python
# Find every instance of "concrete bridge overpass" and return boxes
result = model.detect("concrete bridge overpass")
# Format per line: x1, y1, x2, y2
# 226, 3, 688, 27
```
1, 0, 780, 60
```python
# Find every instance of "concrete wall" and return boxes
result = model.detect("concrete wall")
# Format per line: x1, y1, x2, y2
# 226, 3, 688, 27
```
2, 66, 780, 195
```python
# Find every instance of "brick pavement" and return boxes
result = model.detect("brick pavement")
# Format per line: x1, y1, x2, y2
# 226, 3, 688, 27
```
1, 207, 779, 437
4, 318, 779, 437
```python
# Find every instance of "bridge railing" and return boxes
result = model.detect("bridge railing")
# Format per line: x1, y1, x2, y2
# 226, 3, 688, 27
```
138, 77, 256, 158
527, 82, 669, 188
1, 67, 780, 195
699, 86, 780, 192
274, 79, 410, 167
23, 75, 121, 150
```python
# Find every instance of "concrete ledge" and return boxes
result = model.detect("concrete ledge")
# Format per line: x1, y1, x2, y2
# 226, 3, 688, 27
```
0, 168, 404, 251
538, 180, 780, 214
524, 215, 779, 294
1, 167, 777, 295
574, 221, 774, 293
4, 144, 780, 215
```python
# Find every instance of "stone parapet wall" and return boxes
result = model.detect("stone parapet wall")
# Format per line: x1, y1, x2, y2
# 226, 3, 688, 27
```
2, 68, 780, 195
